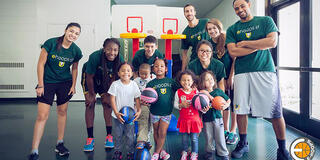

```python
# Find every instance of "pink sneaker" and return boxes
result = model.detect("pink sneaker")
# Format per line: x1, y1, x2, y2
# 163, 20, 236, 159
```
180, 151, 188, 160
190, 152, 198, 160
151, 153, 159, 160
160, 150, 170, 160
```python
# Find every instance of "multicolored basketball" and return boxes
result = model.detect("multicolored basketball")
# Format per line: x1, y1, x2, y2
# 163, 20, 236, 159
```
119, 106, 136, 124
191, 93, 210, 110
211, 96, 226, 110
141, 88, 158, 104
134, 148, 151, 160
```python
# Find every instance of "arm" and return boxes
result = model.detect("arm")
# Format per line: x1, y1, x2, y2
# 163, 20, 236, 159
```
218, 78, 225, 92
236, 32, 278, 50
36, 48, 48, 97
69, 62, 79, 95
181, 49, 189, 71
110, 95, 125, 124
173, 91, 180, 110
133, 97, 141, 122
227, 43, 258, 57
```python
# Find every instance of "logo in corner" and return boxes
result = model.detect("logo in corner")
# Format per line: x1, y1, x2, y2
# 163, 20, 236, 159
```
290, 137, 315, 160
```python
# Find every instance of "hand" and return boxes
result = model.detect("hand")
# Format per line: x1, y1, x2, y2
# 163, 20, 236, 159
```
236, 41, 248, 48
200, 90, 213, 100
226, 77, 234, 90
115, 111, 125, 124
221, 101, 230, 110
200, 105, 210, 113
68, 86, 76, 95
36, 88, 44, 97
85, 93, 96, 107
180, 100, 189, 108
141, 99, 151, 107
133, 109, 141, 122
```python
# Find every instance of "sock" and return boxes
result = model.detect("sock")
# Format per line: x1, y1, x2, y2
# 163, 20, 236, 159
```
87, 127, 94, 138
106, 126, 112, 135
57, 139, 63, 144
31, 149, 38, 154
277, 139, 286, 151
239, 134, 247, 144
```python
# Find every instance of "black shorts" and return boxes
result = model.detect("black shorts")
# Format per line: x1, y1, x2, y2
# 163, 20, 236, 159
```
81, 71, 105, 95
224, 89, 234, 112
37, 81, 73, 106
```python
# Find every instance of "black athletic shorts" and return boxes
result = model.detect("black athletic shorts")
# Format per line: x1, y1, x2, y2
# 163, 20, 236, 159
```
37, 81, 73, 106
81, 71, 105, 95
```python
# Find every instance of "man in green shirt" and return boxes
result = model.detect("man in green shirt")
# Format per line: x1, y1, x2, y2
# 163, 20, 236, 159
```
181, 4, 210, 71
226, 0, 291, 159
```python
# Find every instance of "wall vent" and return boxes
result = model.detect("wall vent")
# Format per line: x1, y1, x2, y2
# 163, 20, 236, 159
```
0, 63, 24, 68
0, 85, 24, 90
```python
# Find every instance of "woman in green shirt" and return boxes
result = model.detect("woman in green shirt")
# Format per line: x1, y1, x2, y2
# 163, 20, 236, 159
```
29, 23, 83, 160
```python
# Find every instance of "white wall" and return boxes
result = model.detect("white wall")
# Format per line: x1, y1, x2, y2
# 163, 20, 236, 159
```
0, 0, 111, 100
205, 0, 264, 31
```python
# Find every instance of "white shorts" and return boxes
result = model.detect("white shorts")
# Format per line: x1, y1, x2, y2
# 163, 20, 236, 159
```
233, 72, 282, 118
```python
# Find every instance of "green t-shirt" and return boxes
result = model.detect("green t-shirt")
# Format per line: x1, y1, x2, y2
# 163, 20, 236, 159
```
226, 16, 278, 75
42, 37, 82, 83
209, 39, 233, 79
132, 49, 164, 72
181, 18, 210, 61
146, 78, 179, 116
187, 58, 226, 82
202, 88, 229, 122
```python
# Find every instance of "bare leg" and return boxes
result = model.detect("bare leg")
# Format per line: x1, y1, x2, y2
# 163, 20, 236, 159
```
57, 102, 69, 141
101, 94, 112, 127
237, 115, 247, 134
85, 94, 95, 128
152, 121, 160, 153
154, 120, 169, 154
230, 112, 238, 133
271, 117, 286, 140
223, 110, 230, 131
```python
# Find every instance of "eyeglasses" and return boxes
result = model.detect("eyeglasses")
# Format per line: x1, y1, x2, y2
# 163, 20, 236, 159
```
199, 49, 212, 54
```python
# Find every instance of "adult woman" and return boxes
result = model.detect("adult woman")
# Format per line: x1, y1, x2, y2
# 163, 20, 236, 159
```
206, 18, 238, 145
29, 22, 82, 160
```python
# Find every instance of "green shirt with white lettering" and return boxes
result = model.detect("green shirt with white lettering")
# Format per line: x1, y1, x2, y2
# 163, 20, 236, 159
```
210, 39, 233, 79
202, 88, 229, 122
42, 37, 82, 83
146, 78, 179, 116
226, 16, 278, 75
132, 49, 164, 72
187, 58, 226, 82
181, 18, 210, 61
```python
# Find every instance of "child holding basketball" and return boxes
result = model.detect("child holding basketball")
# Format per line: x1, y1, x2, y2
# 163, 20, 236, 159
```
198, 70, 230, 160
134, 63, 155, 149
108, 62, 141, 160
143, 58, 179, 160
174, 70, 202, 160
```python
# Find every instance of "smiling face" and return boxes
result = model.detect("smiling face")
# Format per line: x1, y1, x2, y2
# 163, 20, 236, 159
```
184, 5, 196, 22
144, 42, 157, 59
207, 23, 221, 40
197, 44, 212, 63
204, 73, 215, 91
233, 0, 252, 21
139, 68, 151, 80
104, 42, 119, 61
118, 64, 133, 82
153, 59, 167, 78
64, 26, 81, 42
180, 74, 194, 91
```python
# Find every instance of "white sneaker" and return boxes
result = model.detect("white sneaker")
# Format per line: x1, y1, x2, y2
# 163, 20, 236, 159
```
151, 153, 159, 160
160, 150, 170, 160
190, 152, 198, 160
180, 151, 188, 160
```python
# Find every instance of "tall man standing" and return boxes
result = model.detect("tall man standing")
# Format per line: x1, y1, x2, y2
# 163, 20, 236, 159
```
226, 0, 291, 159
181, 4, 210, 71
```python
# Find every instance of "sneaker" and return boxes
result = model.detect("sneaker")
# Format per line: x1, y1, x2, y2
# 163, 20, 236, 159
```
160, 150, 170, 160
190, 152, 198, 160
180, 151, 188, 160
55, 143, 70, 156
112, 151, 122, 160
28, 153, 39, 160
145, 141, 152, 150
226, 132, 238, 145
231, 142, 249, 158
105, 134, 114, 148
136, 141, 146, 149
219, 155, 229, 160
224, 130, 229, 140
151, 153, 159, 160
127, 152, 134, 160
277, 148, 292, 160
204, 152, 214, 160
83, 138, 94, 152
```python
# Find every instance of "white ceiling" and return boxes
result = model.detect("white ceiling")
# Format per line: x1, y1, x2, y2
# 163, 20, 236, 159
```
113, 0, 223, 18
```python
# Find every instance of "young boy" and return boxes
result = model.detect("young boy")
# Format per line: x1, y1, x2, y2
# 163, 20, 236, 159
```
134, 63, 155, 149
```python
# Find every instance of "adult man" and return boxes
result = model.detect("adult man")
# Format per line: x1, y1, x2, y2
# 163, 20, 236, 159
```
181, 4, 210, 71
226, 0, 291, 159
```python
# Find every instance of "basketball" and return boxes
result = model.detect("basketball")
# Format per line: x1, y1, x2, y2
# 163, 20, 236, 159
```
119, 106, 136, 124
211, 96, 226, 110
134, 148, 151, 160
141, 88, 158, 104
192, 93, 210, 110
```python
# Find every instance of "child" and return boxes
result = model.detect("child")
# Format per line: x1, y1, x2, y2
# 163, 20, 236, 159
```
198, 71, 230, 160
144, 58, 179, 160
134, 63, 155, 149
108, 62, 141, 160
174, 70, 202, 160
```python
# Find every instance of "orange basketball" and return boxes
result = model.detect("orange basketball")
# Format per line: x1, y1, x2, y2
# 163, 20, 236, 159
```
294, 142, 311, 158
211, 96, 226, 110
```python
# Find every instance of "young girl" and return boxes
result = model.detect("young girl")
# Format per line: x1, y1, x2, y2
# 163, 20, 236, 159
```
198, 71, 230, 160
29, 22, 82, 160
108, 62, 141, 160
174, 70, 202, 160
144, 58, 179, 160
